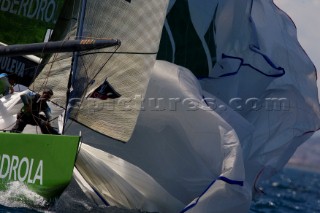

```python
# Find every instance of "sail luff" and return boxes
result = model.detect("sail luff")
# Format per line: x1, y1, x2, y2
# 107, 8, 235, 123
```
63, 0, 88, 134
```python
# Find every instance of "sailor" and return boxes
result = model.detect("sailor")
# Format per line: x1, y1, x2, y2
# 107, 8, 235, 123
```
11, 88, 59, 135
0, 73, 15, 96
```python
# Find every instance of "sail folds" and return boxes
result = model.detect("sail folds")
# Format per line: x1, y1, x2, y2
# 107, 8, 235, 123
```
75, 0, 320, 212
198, 0, 320, 203
21, 0, 320, 212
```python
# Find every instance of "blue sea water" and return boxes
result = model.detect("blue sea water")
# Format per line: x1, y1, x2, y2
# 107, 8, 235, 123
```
250, 167, 320, 213
0, 167, 319, 212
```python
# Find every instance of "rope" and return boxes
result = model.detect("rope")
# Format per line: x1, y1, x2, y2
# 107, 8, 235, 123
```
63, 44, 120, 133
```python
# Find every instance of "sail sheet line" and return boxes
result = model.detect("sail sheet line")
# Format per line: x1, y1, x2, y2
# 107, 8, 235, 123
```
56, 42, 121, 135
41, 53, 60, 92
62, 46, 121, 134
0, 122, 15, 131
84, 45, 121, 86
28, 44, 121, 111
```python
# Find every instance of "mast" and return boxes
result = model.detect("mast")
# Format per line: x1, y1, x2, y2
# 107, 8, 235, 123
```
62, 0, 88, 134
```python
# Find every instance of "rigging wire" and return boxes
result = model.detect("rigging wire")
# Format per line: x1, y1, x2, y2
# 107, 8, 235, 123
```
63, 44, 121, 133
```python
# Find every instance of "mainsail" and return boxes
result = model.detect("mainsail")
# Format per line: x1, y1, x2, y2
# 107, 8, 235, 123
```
31, 0, 169, 142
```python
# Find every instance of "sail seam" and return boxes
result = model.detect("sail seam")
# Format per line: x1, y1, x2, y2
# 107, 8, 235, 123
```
180, 176, 244, 212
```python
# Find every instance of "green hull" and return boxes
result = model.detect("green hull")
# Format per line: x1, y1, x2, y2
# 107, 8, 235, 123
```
0, 132, 80, 199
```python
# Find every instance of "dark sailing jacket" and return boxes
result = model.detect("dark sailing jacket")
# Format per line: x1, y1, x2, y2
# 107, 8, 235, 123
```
20, 92, 51, 120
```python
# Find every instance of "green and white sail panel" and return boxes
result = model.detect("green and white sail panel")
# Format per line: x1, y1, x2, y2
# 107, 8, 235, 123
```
32, 0, 169, 142
158, 0, 216, 77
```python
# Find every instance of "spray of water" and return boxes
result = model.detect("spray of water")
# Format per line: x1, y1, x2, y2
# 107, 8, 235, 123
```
0, 181, 51, 211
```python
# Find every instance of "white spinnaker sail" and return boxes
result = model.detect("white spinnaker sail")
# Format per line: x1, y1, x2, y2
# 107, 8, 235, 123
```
72, 0, 320, 213
10, 0, 316, 212
200, 0, 320, 184
71, 60, 253, 212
